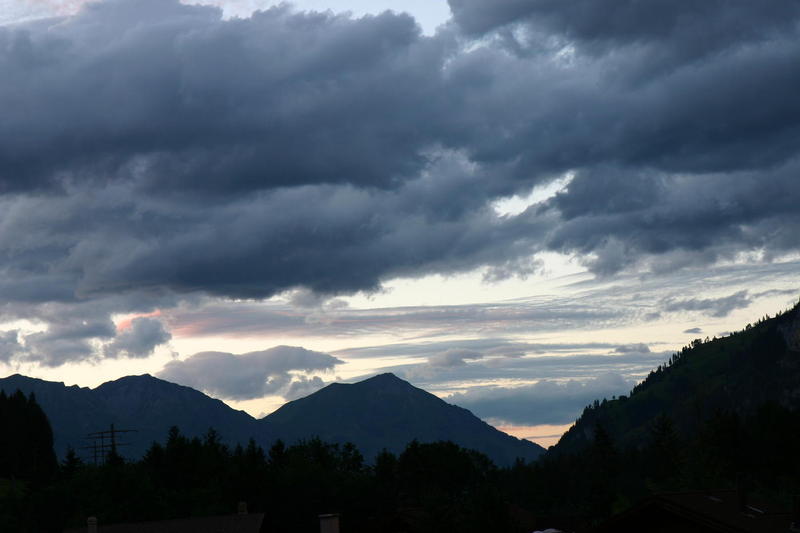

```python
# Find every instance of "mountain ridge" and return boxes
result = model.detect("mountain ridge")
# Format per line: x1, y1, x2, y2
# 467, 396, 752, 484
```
0, 371, 544, 466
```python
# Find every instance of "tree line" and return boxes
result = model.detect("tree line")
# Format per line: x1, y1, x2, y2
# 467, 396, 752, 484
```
2, 391, 799, 531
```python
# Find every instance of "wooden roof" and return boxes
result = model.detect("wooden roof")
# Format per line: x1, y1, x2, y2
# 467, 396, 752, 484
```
63, 512, 265, 533
593, 490, 793, 533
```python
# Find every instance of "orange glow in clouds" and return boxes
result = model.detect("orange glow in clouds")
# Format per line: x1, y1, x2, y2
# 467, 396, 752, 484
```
115, 310, 163, 332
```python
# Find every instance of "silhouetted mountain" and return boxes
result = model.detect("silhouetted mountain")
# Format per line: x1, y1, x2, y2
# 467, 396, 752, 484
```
0, 372, 544, 465
93, 374, 261, 454
0, 373, 260, 459
261, 373, 545, 465
553, 300, 800, 454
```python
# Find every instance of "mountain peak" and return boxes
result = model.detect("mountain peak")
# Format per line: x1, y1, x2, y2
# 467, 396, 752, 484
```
367, 372, 401, 380
359, 372, 410, 386
1, 373, 57, 384
95, 374, 181, 392
264, 371, 545, 465
105, 373, 157, 382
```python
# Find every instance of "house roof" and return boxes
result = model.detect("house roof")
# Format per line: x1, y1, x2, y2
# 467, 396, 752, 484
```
63, 512, 265, 533
593, 490, 794, 533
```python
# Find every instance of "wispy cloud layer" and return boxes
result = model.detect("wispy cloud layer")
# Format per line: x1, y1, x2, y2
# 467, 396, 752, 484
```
663, 290, 752, 318
163, 262, 799, 344
447, 373, 634, 426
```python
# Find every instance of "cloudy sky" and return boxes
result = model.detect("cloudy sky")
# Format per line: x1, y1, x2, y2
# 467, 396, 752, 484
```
1, 0, 798, 446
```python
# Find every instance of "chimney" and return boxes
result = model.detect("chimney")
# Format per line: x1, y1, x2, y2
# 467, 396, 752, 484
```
319, 513, 340, 533
87, 516, 97, 533
238, 501, 248, 515
736, 473, 748, 512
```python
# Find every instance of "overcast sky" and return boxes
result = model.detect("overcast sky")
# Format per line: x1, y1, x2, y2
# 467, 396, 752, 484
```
1, 0, 798, 446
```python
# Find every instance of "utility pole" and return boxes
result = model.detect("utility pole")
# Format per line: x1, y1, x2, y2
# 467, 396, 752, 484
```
82, 424, 137, 464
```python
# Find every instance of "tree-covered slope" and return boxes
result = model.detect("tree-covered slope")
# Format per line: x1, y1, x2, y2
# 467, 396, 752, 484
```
553, 300, 800, 454
0, 375, 113, 460
0, 389, 57, 485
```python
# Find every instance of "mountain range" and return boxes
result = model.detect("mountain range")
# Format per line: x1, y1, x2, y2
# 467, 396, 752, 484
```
0, 372, 545, 466
7, 300, 797, 470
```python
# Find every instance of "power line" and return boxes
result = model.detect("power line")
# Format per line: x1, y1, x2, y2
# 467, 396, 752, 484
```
81, 423, 137, 464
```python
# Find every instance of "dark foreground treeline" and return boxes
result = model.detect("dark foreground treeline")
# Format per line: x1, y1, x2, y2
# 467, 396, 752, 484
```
516, 404, 800, 526
2, 393, 800, 532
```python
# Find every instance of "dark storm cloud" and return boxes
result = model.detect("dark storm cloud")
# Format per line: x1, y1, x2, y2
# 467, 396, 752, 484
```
544, 164, 800, 275
449, 0, 800, 65
0, 1, 449, 195
2, 0, 798, 289
445, 0, 800, 274
0, 0, 799, 366
157, 346, 342, 400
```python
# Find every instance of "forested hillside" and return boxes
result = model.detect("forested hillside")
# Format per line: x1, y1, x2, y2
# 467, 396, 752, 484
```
0, 390, 57, 484
555, 300, 800, 454
0, 390, 59, 531
501, 300, 800, 524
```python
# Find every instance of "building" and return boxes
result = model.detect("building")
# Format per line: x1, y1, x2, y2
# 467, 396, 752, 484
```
63, 504, 266, 533
593, 490, 798, 533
